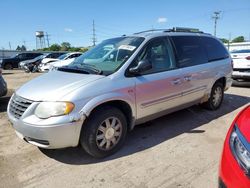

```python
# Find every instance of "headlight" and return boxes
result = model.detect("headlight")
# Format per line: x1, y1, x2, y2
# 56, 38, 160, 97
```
230, 125, 250, 175
35, 102, 75, 119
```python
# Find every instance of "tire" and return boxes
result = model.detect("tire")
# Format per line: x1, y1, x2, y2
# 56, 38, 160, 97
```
80, 106, 127, 158
4, 63, 13, 70
202, 82, 224, 110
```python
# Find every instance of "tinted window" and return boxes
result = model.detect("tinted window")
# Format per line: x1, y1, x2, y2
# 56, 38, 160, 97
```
201, 36, 229, 62
171, 36, 207, 68
26, 53, 35, 58
17, 53, 26, 59
134, 37, 176, 74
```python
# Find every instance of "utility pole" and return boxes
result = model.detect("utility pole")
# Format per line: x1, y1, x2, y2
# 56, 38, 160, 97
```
212, 11, 221, 36
23, 40, 26, 47
228, 33, 231, 51
8, 42, 11, 50
92, 20, 97, 46
45, 32, 50, 48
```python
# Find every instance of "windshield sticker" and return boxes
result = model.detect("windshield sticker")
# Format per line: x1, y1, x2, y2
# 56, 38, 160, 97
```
118, 45, 136, 51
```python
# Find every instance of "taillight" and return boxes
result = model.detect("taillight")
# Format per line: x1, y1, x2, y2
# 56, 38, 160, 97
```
246, 56, 250, 60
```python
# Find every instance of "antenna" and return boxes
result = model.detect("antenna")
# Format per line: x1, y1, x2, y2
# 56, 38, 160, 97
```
212, 11, 221, 36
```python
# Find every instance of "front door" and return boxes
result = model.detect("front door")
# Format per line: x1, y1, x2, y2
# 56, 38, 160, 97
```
132, 37, 183, 119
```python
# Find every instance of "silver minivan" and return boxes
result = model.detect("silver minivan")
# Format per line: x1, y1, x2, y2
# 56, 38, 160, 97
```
7, 28, 232, 158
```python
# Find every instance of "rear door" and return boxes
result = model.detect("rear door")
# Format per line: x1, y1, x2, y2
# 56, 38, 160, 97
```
132, 37, 183, 119
171, 35, 210, 104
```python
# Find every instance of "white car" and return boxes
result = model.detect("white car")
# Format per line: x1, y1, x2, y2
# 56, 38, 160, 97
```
231, 49, 250, 83
39, 52, 82, 72
49, 52, 82, 69
40, 52, 66, 64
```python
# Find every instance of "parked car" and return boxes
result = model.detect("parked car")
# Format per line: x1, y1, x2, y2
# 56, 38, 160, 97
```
38, 52, 82, 72
19, 52, 66, 72
0, 52, 43, 69
231, 49, 250, 84
219, 105, 250, 188
7, 27, 232, 158
19, 54, 46, 70
0, 69, 7, 97
40, 52, 66, 65
49, 52, 82, 70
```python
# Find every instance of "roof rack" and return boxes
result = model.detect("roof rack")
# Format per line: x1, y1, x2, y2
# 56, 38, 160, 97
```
168, 27, 203, 33
134, 29, 168, 35
134, 27, 203, 35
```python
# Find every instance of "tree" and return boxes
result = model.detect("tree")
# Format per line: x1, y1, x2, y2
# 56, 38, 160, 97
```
21, 45, 27, 51
16, 45, 21, 51
49, 44, 61, 51
220, 38, 229, 43
232, 36, 245, 43
61, 42, 71, 51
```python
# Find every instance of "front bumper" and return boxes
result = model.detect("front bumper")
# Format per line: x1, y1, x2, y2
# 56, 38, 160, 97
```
8, 108, 85, 149
232, 69, 250, 80
220, 136, 250, 188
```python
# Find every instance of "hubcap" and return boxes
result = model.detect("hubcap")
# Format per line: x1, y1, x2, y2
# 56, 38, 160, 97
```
96, 117, 122, 151
212, 86, 222, 107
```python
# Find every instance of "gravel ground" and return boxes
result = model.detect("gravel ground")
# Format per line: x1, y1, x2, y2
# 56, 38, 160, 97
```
0, 70, 249, 188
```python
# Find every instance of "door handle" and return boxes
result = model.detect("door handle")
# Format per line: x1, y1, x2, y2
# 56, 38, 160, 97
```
184, 76, 192, 81
171, 79, 181, 85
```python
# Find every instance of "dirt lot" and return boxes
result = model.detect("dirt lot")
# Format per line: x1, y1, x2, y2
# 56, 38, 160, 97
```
0, 70, 249, 188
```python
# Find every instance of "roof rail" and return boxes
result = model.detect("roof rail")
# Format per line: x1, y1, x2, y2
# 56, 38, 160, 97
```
167, 27, 203, 33
134, 29, 169, 35
134, 27, 203, 35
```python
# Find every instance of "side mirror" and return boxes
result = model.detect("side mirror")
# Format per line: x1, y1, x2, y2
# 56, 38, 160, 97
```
129, 59, 152, 75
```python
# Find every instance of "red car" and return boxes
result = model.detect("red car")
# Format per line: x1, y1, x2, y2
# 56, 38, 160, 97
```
219, 105, 250, 188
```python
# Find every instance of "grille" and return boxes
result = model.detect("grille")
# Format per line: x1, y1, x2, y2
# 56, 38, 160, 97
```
9, 94, 33, 119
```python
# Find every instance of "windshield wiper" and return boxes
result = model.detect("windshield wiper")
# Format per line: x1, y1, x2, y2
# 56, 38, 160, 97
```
76, 63, 103, 75
58, 66, 90, 74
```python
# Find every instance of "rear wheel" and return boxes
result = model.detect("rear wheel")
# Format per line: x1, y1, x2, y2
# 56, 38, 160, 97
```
80, 106, 127, 158
4, 63, 13, 70
202, 82, 224, 110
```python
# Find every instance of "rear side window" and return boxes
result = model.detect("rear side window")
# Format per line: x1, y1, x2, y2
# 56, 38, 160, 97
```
201, 37, 229, 62
171, 36, 207, 68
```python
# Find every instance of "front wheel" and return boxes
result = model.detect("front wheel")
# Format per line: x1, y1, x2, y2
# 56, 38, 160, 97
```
202, 82, 224, 110
80, 106, 127, 158
4, 63, 13, 70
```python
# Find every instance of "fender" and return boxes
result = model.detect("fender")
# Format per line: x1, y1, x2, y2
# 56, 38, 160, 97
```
79, 92, 136, 119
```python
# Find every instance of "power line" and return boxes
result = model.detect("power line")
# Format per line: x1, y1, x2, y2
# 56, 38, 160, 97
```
212, 11, 221, 36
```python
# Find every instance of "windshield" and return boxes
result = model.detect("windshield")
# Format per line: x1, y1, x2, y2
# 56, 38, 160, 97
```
58, 54, 68, 60
63, 37, 144, 75
33, 54, 46, 61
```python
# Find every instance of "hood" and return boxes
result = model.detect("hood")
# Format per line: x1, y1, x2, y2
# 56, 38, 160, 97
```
53, 59, 74, 67
236, 106, 250, 142
16, 70, 104, 101
20, 59, 32, 65
41, 58, 59, 64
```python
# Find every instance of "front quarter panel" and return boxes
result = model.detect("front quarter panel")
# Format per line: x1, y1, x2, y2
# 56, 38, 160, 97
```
61, 75, 137, 121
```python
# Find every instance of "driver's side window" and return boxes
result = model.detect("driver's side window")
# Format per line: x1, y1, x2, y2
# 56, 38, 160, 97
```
135, 37, 175, 75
